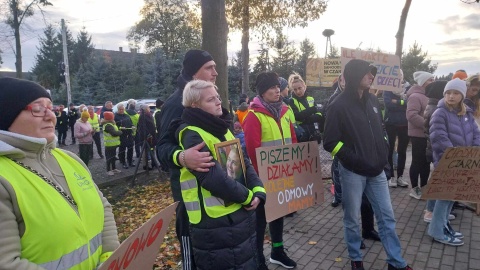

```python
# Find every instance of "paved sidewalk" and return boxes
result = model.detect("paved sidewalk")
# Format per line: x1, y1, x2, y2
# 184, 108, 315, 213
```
263, 144, 480, 270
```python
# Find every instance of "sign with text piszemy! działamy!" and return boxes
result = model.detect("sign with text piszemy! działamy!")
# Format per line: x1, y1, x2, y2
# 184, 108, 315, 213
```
305, 58, 341, 88
340, 47, 403, 93
98, 202, 178, 270
422, 147, 480, 203
255, 141, 324, 222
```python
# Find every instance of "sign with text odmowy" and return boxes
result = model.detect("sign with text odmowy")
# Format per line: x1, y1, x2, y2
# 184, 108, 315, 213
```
256, 141, 323, 222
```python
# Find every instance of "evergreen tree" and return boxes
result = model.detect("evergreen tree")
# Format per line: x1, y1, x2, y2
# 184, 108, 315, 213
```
31, 24, 62, 89
401, 42, 437, 84
271, 29, 298, 79
295, 38, 316, 78
228, 51, 243, 104
71, 27, 94, 72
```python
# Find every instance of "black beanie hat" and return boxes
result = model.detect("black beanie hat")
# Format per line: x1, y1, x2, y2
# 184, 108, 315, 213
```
425, 80, 448, 100
182, 50, 214, 79
256, 72, 279, 96
0, 77, 51, 131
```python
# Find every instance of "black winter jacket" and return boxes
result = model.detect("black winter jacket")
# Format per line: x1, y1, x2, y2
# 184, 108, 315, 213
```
156, 73, 190, 201
323, 60, 389, 177
175, 108, 265, 269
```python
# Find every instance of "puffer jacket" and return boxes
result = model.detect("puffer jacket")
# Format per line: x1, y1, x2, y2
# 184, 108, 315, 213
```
0, 131, 119, 269
406, 84, 428, 137
429, 99, 480, 167
176, 108, 265, 270
424, 97, 440, 163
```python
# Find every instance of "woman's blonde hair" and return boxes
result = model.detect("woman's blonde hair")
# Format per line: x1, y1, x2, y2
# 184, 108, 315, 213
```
182, 80, 218, 107
288, 72, 305, 90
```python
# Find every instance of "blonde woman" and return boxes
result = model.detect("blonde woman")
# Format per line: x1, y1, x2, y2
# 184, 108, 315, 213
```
287, 73, 324, 143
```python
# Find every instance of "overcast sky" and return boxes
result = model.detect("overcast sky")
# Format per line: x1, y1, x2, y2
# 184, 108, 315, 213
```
1, 0, 479, 77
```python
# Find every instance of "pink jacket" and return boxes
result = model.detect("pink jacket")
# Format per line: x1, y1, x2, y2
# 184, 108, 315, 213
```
406, 84, 428, 137
74, 119, 93, 144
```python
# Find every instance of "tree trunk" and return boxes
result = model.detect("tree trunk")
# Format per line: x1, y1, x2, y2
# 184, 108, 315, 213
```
201, 0, 229, 108
241, 1, 249, 95
11, 0, 23, 78
395, 0, 412, 61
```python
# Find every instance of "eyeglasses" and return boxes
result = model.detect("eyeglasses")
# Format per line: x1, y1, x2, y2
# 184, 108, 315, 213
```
25, 104, 54, 117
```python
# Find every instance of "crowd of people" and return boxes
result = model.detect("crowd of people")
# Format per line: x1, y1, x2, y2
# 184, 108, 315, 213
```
0, 47, 478, 270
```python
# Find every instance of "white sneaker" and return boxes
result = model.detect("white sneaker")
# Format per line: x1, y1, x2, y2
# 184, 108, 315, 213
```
397, 176, 409, 188
107, 171, 114, 176
424, 210, 432, 223
409, 187, 422, 200
448, 214, 455, 220
388, 178, 397, 187
112, 169, 121, 173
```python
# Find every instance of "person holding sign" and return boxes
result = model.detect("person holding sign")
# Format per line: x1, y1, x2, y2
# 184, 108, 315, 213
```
428, 78, 480, 246
177, 80, 266, 269
243, 71, 298, 269
323, 60, 412, 270
287, 73, 324, 143
0, 77, 120, 269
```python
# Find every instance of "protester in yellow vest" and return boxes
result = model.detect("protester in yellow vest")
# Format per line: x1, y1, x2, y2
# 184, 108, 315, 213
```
103, 111, 123, 176
0, 77, 119, 269
88, 105, 104, 159
176, 80, 266, 269
288, 72, 324, 143
243, 71, 298, 270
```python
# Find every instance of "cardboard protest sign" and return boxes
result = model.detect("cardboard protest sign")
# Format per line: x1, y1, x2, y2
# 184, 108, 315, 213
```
255, 141, 324, 222
341, 47, 402, 93
305, 58, 341, 87
422, 147, 480, 203
99, 202, 178, 270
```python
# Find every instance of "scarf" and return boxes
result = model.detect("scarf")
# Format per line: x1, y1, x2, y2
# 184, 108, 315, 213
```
181, 107, 232, 140
257, 95, 283, 121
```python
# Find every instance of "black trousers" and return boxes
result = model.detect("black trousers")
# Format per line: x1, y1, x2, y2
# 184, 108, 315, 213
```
90, 132, 103, 158
105, 146, 117, 171
78, 143, 92, 166
409, 136, 430, 188
255, 203, 284, 264
361, 194, 375, 232
118, 140, 134, 165
69, 125, 75, 142
385, 125, 409, 179
57, 128, 68, 144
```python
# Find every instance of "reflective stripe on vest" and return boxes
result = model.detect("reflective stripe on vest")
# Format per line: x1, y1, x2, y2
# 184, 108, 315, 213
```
292, 96, 321, 124
248, 110, 293, 147
179, 126, 242, 224
126, 111, 139, 135
0, 150, 104, 269
87, 113, 100, 132
40, 233, 102, 270
103, 123, 120, 147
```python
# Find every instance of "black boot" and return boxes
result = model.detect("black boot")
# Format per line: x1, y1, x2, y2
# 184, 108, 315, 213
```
270, 246, 296, 269
351, 261, 365, 270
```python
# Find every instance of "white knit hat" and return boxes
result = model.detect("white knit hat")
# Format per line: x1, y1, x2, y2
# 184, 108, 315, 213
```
413, 71, 434, 87
444, 78, 467, 99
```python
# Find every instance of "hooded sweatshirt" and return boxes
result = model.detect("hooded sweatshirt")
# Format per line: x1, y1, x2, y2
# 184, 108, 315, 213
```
323, 60, 389, 177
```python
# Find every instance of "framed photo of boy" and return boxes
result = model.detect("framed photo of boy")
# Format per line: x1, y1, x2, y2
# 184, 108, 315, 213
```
214, 139, 247, 186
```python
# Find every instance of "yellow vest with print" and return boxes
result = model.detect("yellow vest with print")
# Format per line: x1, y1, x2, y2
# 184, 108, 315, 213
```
103, 123, 120, 147
87, 113, 100, 132
0, 149, 104, 270
179, 126, 251, 224
248, 110, 293, 147
291, 96, 322, 125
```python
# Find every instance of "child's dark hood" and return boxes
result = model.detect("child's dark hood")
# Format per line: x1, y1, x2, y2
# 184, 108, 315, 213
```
343, 59, 377, 100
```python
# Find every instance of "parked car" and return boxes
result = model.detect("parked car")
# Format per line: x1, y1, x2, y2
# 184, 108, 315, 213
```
112, 99, 156, 113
